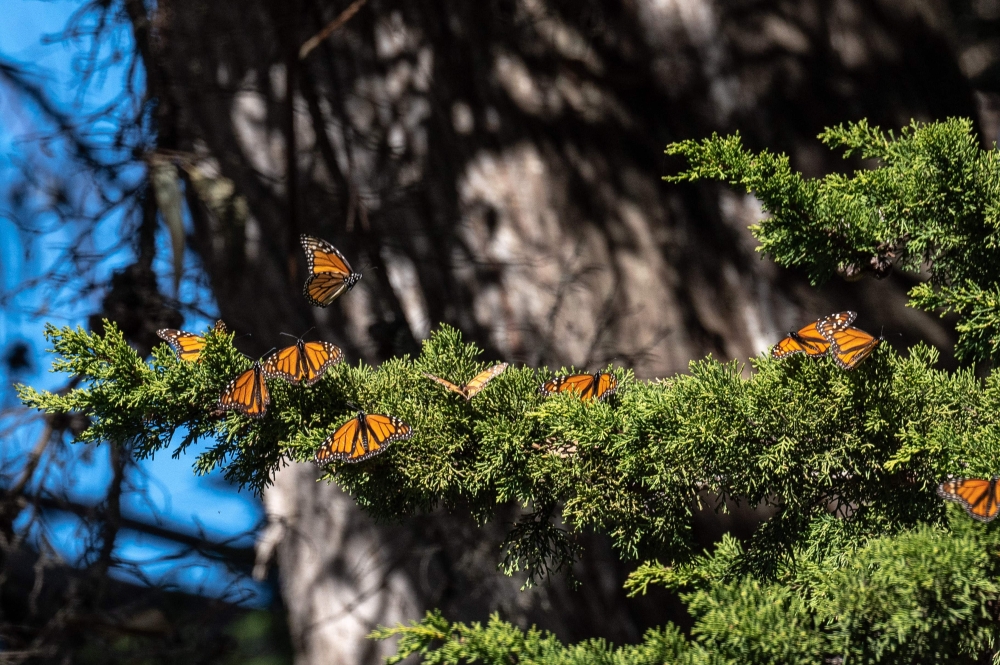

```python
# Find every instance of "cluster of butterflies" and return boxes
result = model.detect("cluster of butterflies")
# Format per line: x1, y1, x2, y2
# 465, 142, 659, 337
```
158, 249, 998, 524
155, 235, 620, 465
770, 311, 882, 370
773, 311, 1000, 523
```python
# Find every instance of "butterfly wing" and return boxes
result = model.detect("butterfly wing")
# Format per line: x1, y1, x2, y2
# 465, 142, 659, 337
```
301, 234, 359, 307
303, 272, 351, 308
771, 334, 810, 359
314, 415, 363, 464
772, 321, 830, 358
461, 363, 509, 400
359, 414, 413, 461
423, 373, 468, 398
828, 327, 881, 370
301, 341, 344, 386
157, 329, 207, 362
593, 372, 618, 401
262, 344, 307, 385
302, 234, 354, 276
938, 478, 1000, 522
219, 363, 270, 419
541, 374, 600, 401
816, 311, 857, 339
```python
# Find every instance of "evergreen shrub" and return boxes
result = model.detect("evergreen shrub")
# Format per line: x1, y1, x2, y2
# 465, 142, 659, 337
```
20, 118, 1000, 662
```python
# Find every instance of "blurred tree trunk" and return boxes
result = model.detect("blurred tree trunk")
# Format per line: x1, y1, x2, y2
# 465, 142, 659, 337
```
134, 0, 987, 661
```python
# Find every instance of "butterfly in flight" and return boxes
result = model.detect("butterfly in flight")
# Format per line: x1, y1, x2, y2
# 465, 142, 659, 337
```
219, 361, 270, 419
540, 372, 618, 402
821, 325, 882, 371
422, 363, 508, 400
263, 338, 344, 386
938, 477, 1000, 522
771, 311, 856, 359
300, 234, 362, 307
157, 320, 228, 362
313, 411, 413, 464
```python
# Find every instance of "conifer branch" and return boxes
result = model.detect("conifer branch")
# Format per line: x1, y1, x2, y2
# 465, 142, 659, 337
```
667, 118, 1000, 363
18, 117, 1000, 662
375, 519, 1000, 663
16, 320, 998, 587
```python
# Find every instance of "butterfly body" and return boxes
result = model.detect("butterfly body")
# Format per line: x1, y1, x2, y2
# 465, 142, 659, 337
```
540, 372, 617, 402
263, 339, 344, 386
771, 312, 856, 359
314, 411, 413, 464
219, 362, 270, 419
300, 234, 362, 307
938, 477, 1000, 522
423, 363, 508, 400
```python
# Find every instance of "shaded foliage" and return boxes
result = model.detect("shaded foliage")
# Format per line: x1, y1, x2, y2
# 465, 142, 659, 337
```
381, 516, 1000, 663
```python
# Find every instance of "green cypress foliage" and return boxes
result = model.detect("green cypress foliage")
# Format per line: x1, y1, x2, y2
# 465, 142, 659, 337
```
665, 117, 1000, 363
18, 118, 1000, 662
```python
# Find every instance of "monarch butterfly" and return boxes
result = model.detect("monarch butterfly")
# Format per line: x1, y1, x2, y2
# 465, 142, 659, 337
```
219, 362, 270, 419
821, 325, 882, 371
771, 312, 856, 359
540, 372, 618, 402
938, 477, 1000, 522
300, 234, 362, 307
313, 411, 413, 464
157, 320, 228, 362
262, 338, 344, 386
422, 363, 508, 400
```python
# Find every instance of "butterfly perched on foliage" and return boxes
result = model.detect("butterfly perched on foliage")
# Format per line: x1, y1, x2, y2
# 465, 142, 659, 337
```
157, 320, 228, 362
219, 361, 270, 419
300, 234, 362, 307
540, 372, 618, 402
262, 338, 343, 386
821, 325, 882, 371
313, 411, 413, 464
422, 363, 508, 400
771, 312, 855, 359
938, 477, 1000, 522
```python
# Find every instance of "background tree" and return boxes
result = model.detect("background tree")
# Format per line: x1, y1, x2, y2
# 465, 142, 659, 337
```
23, 115, 1000, 663
4, 0, 1000, 663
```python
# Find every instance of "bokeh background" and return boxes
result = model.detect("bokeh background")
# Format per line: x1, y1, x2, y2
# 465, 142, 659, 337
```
0, 0, 996, 662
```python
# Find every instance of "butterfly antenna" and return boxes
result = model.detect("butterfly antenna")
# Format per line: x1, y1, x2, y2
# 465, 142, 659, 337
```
343, 399, 363, 414
259, 347, 277, 361
278, 332, 298, 340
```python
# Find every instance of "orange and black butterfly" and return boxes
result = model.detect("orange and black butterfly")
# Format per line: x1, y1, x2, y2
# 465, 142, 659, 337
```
313, 411, 413, 464
540, 372, 617, 402
219, 362, 270, 419
300, 234, 362, 307
938, 477, 1000, 522
771, 311, 856, 359
262, 338, 344, 386
157, 320, 228, 362
423, 363, 508, 400
821, 325, 882, 371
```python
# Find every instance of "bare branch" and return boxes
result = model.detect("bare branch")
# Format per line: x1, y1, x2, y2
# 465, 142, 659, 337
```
298, 0, 369, 60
